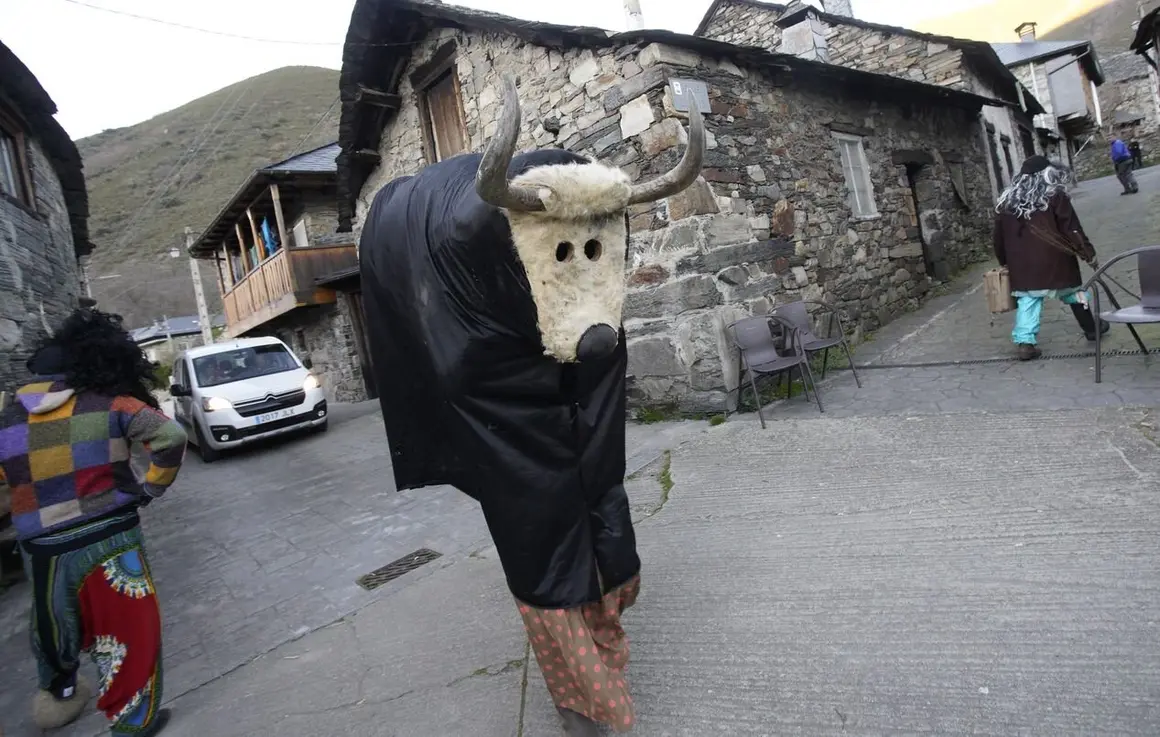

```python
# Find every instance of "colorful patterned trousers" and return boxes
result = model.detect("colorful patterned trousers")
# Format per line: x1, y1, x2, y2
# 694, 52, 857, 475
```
519, 575, 641, 732
21, 510, 164, 735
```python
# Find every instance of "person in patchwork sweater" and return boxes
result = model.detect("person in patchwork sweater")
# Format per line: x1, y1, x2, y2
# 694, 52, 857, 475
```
0, 308, 187, 737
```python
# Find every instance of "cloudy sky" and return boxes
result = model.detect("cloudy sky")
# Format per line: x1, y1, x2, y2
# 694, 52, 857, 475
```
1, 0, 991, 140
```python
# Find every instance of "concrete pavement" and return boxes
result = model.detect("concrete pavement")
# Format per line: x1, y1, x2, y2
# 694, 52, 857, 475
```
45, 405, 1160, 737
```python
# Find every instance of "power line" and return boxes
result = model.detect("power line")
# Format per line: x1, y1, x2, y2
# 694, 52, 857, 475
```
61, 0, 421, 48
290, 95, 341, 157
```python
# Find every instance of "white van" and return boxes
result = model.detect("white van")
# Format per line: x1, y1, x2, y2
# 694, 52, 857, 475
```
169, 336, 328, 462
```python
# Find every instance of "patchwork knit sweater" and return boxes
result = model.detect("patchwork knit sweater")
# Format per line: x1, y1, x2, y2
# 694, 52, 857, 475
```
0, 379, 188, 541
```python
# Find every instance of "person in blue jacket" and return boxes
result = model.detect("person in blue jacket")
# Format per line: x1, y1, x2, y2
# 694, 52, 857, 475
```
1110, 133, 1139, 195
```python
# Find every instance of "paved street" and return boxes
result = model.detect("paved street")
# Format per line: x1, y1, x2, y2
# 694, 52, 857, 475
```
1, 170, 1159, 736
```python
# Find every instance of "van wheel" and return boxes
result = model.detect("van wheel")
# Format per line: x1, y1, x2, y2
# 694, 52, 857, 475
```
194, 423, 222, 463
312, 420, 329, 435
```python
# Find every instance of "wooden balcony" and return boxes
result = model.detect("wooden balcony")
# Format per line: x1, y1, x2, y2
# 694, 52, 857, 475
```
222, 243, 358, 337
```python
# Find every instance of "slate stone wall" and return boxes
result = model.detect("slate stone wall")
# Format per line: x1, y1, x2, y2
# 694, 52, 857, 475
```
353, 31, 993, 411
0, 138, 83, 394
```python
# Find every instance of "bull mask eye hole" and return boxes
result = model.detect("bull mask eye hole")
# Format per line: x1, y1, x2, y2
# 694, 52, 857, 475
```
556, 241, 574, 262
584, 239, 603, 261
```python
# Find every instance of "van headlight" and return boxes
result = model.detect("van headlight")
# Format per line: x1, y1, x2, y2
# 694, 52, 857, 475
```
202, 396, 233, 412
303, 374, 320, 391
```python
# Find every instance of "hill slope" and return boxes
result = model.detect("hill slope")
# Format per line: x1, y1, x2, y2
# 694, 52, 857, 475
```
914, 0, 1118, 43
80, 66, 340, 328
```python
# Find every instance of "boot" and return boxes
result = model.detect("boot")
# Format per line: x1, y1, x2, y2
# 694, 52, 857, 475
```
1070, 303, 1110, 341
1017, 344, 1042, 361
557, 706, 601, 736
31, 674, 92, 730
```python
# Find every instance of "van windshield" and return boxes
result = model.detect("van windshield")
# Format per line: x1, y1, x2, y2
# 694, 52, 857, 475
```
192, 344, 299, 388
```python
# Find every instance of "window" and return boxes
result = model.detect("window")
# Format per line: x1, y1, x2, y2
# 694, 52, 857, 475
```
413, 43, 468, 164
0, 110, 31, 205
192, 344, 299, 388
833, 133, 877, 218
1000, 135, 1015, 184
422, 69, 468, 162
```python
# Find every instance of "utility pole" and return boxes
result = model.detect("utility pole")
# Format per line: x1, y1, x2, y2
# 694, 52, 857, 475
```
162, 313, 175, 357
624, 0, 644, 30
185, 227, 214, 346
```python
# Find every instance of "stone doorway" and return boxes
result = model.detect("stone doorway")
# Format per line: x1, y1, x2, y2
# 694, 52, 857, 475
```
900, 158, 949, 282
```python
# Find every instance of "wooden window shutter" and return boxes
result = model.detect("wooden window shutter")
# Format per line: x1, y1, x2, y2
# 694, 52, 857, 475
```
424, 70, 467, 161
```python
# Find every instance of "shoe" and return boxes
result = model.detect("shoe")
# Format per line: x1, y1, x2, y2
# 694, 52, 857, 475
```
137, 707, 172, 737
31, 674, 92, 729
1085, 320, 1111, 342
1016, 344, 1041, 361
557, 706, 601, 736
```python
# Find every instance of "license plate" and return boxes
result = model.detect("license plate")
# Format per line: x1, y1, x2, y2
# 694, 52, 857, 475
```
255, 408, 295, 425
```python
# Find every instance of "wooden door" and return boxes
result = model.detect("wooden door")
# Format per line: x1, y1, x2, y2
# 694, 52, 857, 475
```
347, 290, 378, 400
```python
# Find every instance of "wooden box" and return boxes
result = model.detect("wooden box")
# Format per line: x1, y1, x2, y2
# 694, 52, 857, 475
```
984, 267, 1016, 314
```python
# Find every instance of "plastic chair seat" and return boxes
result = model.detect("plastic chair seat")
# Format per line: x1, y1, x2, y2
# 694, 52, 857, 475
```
749, 355, 807, 374
802, 336, 844, 351
1100, 305, 1160, 324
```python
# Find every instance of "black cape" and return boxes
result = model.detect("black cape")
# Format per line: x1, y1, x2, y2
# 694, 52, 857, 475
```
359, 149, 640, 609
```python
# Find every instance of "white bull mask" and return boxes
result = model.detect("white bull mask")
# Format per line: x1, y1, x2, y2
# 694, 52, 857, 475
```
476, 76, 706, 363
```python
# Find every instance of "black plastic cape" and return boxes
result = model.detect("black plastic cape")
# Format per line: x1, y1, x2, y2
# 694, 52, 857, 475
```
359, 149, 640, 609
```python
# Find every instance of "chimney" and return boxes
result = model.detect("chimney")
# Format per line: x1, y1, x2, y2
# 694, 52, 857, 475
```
825, 0, 855, 16
624, 0, 644, 30
800, 0, 855, 14
1016, 22, 1037, 42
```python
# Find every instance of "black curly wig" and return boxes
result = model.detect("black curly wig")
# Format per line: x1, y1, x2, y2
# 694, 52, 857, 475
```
31, 308, 161, 410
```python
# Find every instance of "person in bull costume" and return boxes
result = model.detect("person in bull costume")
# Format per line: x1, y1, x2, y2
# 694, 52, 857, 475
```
358, 76, 705, 734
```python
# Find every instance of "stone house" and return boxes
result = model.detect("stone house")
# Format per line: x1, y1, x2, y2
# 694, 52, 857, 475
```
337, 0, 1006, 411
188, 143, 375, 403
130, 314, 226, 365
0, 42, 93, 395
694, 0, 1048, 198
993, 23, 1106, 176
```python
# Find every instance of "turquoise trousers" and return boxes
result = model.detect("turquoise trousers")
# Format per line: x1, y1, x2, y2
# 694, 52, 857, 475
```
1012, 289, 1090, 345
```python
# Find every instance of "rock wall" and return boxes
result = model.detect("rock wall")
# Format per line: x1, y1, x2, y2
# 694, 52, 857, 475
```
700, 0, 1038, 200
0, 138, 83, 394
700, 2, 784, 50
256, 302, 368, 403
354, 31, 994, 411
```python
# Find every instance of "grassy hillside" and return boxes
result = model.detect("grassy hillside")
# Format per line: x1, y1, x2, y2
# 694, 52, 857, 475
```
1042, 0, 1160, 50
80, 66, 340, 328
914, 0, 1119, 42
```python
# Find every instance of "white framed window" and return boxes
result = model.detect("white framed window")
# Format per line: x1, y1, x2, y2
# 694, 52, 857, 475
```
833, 132, 878, 218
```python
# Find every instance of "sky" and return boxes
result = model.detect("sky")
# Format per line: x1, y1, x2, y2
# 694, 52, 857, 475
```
0, 0, 994, 140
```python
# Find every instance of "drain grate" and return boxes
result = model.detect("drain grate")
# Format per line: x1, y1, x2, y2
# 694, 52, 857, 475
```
857, 347, 1157, 370
356, 548, 442, 591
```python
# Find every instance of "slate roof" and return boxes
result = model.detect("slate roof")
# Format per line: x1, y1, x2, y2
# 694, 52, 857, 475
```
131, 314, 226, 344
991, 40, 1105, 85
338, 0, 1009, 232
263, 143, 340, 174
1130, 6, 1160, 53
0, 41, 93, 257
691, 0, 1043, 114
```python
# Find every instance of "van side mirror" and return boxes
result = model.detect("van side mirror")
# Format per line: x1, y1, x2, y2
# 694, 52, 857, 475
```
170, 384, 190, 397
302, 357, 313, 370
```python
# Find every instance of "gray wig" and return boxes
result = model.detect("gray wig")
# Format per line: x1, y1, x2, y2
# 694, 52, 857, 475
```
995, 164, 1071, 219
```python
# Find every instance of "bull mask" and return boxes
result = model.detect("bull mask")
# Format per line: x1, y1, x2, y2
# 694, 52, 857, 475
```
476, 76, 706, 363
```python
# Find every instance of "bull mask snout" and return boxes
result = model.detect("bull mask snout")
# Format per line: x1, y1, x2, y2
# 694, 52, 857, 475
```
576, 324, 618, 362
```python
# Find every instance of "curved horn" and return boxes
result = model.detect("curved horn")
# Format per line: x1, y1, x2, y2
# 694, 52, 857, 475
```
475, 76, 544, 212
627, 101, 707, 205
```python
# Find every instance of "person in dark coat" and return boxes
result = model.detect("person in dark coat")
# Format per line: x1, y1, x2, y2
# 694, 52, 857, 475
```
359, 77, 705, 735
1130, 139, 1144, 170
994, 155, 1108, 360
